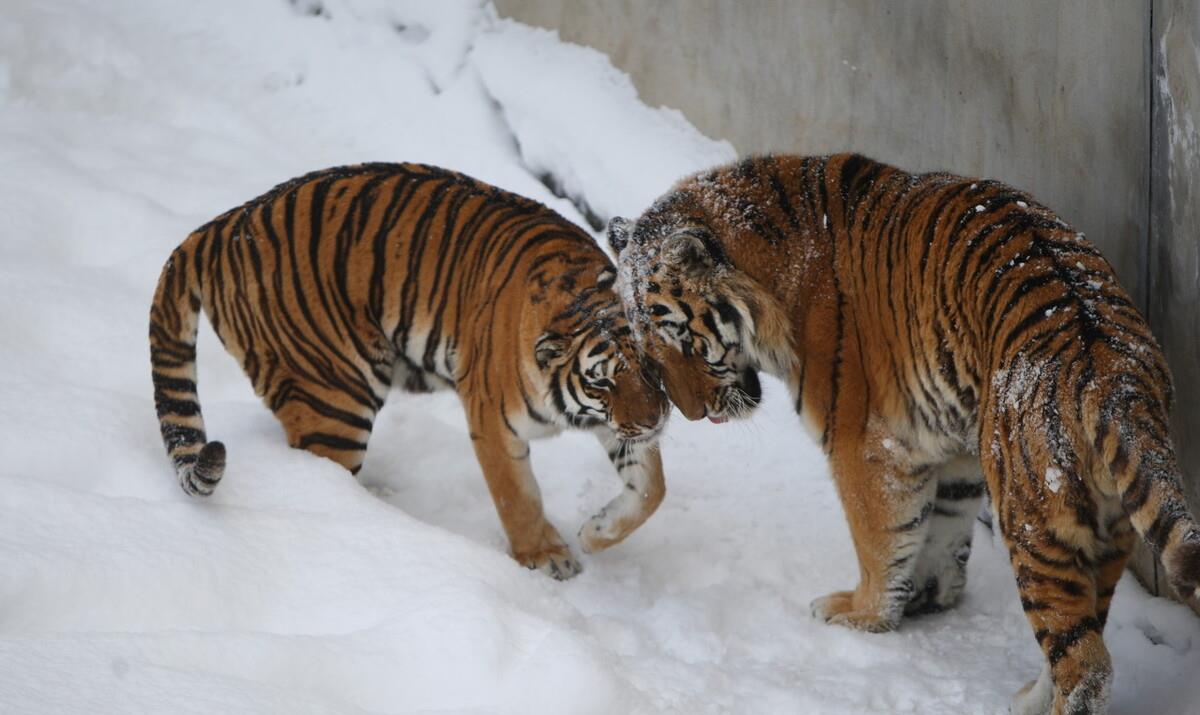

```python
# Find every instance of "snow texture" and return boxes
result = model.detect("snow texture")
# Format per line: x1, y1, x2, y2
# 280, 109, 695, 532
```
471, 18, 736, 229
1045, 467, 1064, 494
1, 1, 1198, 713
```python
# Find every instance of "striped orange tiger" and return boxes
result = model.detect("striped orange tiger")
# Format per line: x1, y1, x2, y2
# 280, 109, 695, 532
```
150, 163, 669, 579
609, 153, 1200, 713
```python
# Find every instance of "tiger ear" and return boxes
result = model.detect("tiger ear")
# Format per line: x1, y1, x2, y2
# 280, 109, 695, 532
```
664, 230, 719, 273
534, 331, 569, 369
607, 217, 631, 254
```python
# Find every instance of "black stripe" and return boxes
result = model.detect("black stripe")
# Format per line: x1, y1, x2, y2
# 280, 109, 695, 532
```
1017, 565, 1087, 597
892, 502, 934, 532
1021, 598, 1051, 612
296, 432, 368, 452
152, 374, 197, 393
1145, 504, 1184, 552
161, 423, 205, 450
1045, 616, 1102, 665
155, 397, 200, 418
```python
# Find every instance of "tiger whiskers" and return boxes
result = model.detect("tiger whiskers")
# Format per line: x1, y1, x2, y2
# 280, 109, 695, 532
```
724, 385, 756, 419
614, 438, 632, 464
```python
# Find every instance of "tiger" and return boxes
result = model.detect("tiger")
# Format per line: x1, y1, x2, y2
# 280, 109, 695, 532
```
608, 153, 1200, 713
150, 162, 670, 580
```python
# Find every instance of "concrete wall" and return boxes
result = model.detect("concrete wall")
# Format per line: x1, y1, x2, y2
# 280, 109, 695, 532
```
497, 1, 1199, 605
1150, 0, 1200, 604
496, 0, 1148, 303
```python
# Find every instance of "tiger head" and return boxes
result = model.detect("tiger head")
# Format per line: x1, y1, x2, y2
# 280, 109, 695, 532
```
532, 267, 669, 442
607, 211, 795, 424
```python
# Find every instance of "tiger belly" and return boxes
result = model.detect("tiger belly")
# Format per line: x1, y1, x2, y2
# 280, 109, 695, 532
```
392, 357, 454, 394
391, 321, 457, 394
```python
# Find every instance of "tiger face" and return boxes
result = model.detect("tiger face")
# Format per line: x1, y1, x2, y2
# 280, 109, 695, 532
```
608, 216, 789, 423
534, 289, 669, 442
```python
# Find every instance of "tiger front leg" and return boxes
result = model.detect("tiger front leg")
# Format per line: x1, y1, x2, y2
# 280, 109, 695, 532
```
579, 433, 665, 554
810, 438, 939, 633
467, 414, 581, 580
904, 454, 985, 616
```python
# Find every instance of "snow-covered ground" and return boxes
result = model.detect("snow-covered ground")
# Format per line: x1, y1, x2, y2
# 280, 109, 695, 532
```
2, 2, 1198, 713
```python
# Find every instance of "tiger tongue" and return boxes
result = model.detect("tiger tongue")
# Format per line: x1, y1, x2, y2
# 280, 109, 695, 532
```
707, 415, 729, 424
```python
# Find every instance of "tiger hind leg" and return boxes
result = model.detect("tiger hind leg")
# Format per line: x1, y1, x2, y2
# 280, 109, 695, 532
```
1095, 522, 1135, 630
811, 437, 939, 632
269, 378, 379, 475
1004, 516, 1114, 714
1012, 667, 1111, 715
905, 455, 985, 616
1013, 518, 1132, 715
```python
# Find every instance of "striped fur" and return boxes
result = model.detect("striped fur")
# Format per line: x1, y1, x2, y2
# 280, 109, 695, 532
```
151, 163, 669, 579
612, 153, 1199, 712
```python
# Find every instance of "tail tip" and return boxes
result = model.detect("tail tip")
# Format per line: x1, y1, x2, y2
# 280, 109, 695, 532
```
1167, 530, 1200, 595
198, 441, 226, 475
180, 441, 226, 497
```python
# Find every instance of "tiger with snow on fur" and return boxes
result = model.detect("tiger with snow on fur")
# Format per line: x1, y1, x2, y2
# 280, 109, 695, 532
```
610, 153, 1200, 714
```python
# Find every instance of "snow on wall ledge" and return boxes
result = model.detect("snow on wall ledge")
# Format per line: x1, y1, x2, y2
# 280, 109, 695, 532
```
471, 19, 736, 229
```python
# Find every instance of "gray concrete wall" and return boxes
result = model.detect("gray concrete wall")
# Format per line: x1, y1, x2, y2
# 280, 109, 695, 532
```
497, 0, 1199, 606
496, 0, 1148, 303
1150, 0, 1200, 606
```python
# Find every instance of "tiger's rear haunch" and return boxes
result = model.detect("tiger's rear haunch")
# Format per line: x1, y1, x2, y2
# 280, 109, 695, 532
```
611, 153, 1200, 713
150, 163, 669, 579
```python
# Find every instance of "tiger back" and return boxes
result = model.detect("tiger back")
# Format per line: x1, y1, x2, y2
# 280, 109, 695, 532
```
150, 163, 669, 579
610, 153, 1200, 712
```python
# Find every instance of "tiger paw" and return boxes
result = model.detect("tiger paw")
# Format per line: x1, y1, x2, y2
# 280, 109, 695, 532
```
903, 574, 964, 617
810, 590, 898, 633
579, 510, 626, 554
809, 590, 854, 620
1010, 665, 1053, 715
515, 542, 583, 581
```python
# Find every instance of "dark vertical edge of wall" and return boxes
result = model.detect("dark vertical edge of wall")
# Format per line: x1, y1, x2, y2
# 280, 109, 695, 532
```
1146, 0, 1157, 318
1147, 0, 1200, 615
1146, 0, 1157, 325
1131, 0, 1165, 598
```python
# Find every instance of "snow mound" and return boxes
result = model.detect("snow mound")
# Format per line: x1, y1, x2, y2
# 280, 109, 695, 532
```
471, 19, 736, 229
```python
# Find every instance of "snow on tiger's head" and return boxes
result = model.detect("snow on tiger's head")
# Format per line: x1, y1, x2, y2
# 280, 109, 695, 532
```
606, 189, 795, 425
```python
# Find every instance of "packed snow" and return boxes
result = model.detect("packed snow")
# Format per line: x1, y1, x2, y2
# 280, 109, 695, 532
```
472, 19, 734, 228
2, 1, 1199, 713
